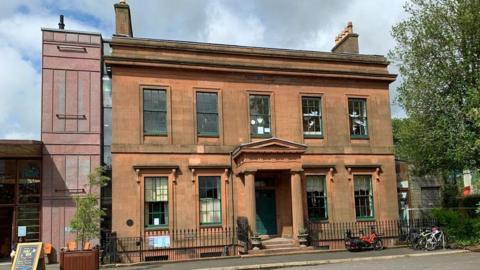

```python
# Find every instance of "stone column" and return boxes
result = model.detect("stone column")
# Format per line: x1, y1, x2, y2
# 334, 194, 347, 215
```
291, 169, 304, 240
244, 170, 256, 234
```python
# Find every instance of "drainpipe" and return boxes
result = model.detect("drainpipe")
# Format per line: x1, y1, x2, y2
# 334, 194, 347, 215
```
230, 151, 235, 248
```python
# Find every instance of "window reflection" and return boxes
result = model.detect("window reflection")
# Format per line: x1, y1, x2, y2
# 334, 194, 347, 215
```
18, 160, 41, 204
0, 160, 16, 204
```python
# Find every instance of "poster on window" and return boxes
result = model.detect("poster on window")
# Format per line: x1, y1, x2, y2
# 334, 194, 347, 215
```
148, 235, 170, 248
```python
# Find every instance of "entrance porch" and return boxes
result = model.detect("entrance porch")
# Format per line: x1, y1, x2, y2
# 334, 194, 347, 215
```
233, 138, 307, 240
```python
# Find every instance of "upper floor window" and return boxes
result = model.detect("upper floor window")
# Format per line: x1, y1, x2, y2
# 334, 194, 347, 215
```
196, 92, 219, 136
199, 176, 222, 225
145, 176, 169, 227
143, 89, 167, 135
306, 175, 328, 220
354, 175, 374, 219
249, 95, 271, 137
302, 97, 323, 137
348, 98, 368, 138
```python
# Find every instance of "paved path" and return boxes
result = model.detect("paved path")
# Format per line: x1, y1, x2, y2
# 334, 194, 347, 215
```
0, 248, 467, 270
284, 252, 479, 270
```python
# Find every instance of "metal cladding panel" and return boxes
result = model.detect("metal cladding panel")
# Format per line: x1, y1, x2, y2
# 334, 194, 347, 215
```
41, 28, 102, 257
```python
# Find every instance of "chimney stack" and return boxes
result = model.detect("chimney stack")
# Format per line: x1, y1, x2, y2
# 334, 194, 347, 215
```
58, 15, 65, 30
114, 0, 133, 37
331, 22, 359, 54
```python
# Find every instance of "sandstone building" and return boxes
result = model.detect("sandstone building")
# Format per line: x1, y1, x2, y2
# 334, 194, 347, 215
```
106, 2, 398, 241
1, 0, 398, 258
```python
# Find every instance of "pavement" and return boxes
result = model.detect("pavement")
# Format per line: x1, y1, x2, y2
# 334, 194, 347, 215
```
0, 248, 469, 270
284, 252, 479, 270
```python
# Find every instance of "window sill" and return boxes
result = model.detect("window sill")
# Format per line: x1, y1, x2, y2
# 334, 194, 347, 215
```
356, 217, 375, 222
251, 134, 272, 138
200, 223, 223, 228
144, 133, 168, 137
304, 134, 324, 139
350, 136, 369, 140
307, 218, 329, 223
197, 133, 220, 138
145, 226, 169, 230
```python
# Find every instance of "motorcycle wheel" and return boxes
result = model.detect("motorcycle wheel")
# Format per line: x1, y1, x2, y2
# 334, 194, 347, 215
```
374, 240, 384, 250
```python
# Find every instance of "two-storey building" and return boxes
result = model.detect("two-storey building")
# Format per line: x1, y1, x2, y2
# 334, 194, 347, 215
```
106, 1, 398, 241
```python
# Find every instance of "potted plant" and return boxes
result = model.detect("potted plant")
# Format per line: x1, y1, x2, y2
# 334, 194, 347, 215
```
250, 232, 262, 250
298, 227, 309, 247
61, 167, 109, 270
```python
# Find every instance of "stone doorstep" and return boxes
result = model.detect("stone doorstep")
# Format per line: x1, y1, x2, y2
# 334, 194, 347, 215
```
196, 249, 470, 270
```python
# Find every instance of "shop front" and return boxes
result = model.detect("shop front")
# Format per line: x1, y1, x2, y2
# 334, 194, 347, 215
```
0, 141, 41, 259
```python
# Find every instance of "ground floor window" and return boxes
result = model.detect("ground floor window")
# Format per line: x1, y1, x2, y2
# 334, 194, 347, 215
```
144, 177, 168, 227
199, 176, 221, 225
306, 175, 328, 220
354, 175, 374, 219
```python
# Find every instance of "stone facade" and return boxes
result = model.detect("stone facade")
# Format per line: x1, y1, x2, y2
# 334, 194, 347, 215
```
106, 1, 398, 242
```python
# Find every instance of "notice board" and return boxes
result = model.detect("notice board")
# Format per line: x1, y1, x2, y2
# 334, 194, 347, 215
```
10, 242, 45, 270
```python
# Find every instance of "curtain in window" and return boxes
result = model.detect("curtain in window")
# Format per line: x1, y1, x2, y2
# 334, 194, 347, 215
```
354, 175, 373, 218
199, 176, 222, 224
306, 175, 327, 220
302, 97, 322, 136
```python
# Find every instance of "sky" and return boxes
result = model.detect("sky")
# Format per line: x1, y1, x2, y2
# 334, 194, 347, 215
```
0, 0, 408, 140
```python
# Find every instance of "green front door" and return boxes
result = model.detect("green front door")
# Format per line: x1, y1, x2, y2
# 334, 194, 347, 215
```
255, 190, 277, 235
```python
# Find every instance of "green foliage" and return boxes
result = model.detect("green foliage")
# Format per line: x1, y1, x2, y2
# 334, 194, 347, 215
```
458, 194, 480, 216
390, 0, 480, 174
70, 166, 110, 246
432, 209, 480, 246
442, 183, 460, 208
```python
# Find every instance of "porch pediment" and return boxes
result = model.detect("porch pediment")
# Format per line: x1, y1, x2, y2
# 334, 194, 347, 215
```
232, 137, 306, 173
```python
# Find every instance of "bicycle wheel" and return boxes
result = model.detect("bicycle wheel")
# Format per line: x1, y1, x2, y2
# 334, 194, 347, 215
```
425, 238, 437, 251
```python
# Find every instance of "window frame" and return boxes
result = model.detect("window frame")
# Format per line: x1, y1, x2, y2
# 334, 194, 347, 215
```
301, 96, 324, 138
144, 176, 169, 228
306, 175, 328, 221
249, 94, 272, 138
353, 174, 375, 220
348, 98, 369, 139
198, 176, 222, 226
143, 88, 168, 136
196, 91, 219, 137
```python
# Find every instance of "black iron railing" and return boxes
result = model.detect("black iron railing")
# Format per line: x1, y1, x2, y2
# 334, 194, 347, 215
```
102, 227, 237, 264
307, 218, 437, 249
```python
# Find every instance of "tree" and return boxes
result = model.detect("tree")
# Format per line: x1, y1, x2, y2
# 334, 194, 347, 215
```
390, 0, 480, 174
70, 166, 110, 247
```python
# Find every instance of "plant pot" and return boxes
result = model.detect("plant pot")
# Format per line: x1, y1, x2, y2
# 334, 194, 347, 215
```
251, 237, 262, 250
298, 234, 309, 247
60, 247, 99, 270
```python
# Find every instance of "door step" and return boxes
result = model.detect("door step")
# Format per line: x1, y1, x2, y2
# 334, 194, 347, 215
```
249, 237, 313, 255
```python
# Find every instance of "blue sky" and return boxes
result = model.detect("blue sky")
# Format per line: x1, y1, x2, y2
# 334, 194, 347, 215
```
0, 0, 407, 140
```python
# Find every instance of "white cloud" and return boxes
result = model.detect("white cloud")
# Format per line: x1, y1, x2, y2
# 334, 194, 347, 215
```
202, 0, 265, 46
0, 9, 100, 140
0, 0, 408, 140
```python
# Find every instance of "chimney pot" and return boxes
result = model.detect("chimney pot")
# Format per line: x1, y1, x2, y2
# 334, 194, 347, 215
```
331, 22, 359, 54
58, 15, 65, 30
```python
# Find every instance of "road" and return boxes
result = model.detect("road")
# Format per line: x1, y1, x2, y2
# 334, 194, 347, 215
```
284, 252, 479, 270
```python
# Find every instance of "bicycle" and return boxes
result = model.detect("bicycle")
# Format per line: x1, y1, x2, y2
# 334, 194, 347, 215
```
425, 226, 445, 251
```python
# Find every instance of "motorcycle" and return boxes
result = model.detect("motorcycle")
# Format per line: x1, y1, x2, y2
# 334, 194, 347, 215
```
345, 226, 383, 251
